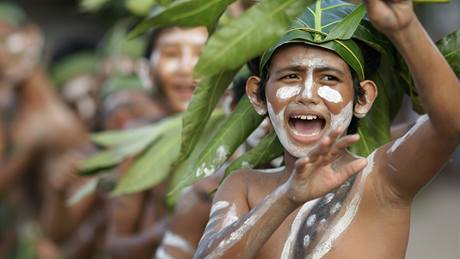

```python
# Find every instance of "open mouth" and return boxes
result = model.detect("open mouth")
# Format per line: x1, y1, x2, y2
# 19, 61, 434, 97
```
287, 113, 326, 141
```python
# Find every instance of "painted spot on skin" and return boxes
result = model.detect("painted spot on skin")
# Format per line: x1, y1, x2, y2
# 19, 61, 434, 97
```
318, 86, 343, 104
162, 231, 194, 254
281, 198, 320, 259
277, 86, 301, 100
324, 193, 334, 204
329, 202, 342, 215
308, 152, 375, 259
155, 247, 174, 259
306, 214, 317, 227
387, 115, 428, 154
303, 235, 311, 247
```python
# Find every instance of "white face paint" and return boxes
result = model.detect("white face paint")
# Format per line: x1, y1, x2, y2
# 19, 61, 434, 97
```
267, 102, 314, 157
210, 201, 230, 216
277, 86, 301, 100
318, 86, 343, 104
330, 101, 353, 132
295, 58, 326, 99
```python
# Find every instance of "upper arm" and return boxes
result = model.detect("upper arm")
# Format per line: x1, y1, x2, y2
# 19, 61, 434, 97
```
375, 115, 459, 201
199, 171, 251, 247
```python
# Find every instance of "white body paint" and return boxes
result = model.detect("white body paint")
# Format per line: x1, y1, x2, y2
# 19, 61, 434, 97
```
280, 198, 320, 259
162, 231, 194, 254
387, 115, 428, 154
277, 86, 301, 100
222, 204, 239, 228
308, 152, 376, 259
318, 86, 343, 104
155, 247, 174, 259
210, 201, 230, 216
205, 184, 290, 259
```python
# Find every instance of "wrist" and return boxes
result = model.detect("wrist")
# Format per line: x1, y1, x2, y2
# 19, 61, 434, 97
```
386, 17, 422, 47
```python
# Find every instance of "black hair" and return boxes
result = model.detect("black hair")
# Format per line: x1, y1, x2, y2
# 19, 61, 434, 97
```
144, 27, 167, 59
257, 41, 380, 135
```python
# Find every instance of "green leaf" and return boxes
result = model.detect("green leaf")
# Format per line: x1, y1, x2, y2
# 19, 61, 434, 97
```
90, 124, 159, 148
125, 0, 156, 16
80, 0, 111, 11
129, 0, 236, 38
177, 69, 238, 164
170, 96, 264, 195
351, 55, 402, 156
224, 131, 283, 178
167, 111, 227, 205
193, 0, 315, 77
324, 4, 366, 41
67, 178, 99, 206
82, 116, 182, 175
436, 29, 460, 78
111, 127, 182, 196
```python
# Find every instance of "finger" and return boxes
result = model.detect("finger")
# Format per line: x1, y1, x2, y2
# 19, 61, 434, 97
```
308, 136, 332, 162
335, 158, 368, 182
333, 134, 360, 151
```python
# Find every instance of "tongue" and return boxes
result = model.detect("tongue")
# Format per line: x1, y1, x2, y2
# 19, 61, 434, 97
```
293, 119, 322, 136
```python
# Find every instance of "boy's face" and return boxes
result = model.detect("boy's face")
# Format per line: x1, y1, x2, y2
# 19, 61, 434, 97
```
150, 27, 207, 113
0, 22, 42, 84
264, 44, 355, 157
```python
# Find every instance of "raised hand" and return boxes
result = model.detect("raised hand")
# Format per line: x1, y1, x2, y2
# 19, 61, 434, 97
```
285, 128, 368, 205
363, 0, 415, 35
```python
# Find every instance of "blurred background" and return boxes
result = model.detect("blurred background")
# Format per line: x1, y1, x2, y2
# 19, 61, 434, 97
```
1, 0, 459, 258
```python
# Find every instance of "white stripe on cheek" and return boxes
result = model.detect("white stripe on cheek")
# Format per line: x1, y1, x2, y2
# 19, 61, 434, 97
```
276, 86, 301, 100
318, 86, 343, 104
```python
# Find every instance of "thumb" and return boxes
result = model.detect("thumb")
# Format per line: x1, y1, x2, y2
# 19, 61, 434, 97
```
336, 158, 368, 182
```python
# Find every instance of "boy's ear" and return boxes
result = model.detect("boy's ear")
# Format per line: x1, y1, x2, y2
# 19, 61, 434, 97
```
354, 80, 377, 118
246, 75, 267, 115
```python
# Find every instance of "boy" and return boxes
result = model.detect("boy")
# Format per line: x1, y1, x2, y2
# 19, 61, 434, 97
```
194, 0, 460, 258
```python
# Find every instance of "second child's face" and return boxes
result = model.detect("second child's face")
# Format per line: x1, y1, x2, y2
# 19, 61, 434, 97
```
265, 44, 355, 157
150, 27, 207, 113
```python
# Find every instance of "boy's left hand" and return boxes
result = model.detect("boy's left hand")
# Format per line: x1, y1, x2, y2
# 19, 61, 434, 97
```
364, 0, 415, 35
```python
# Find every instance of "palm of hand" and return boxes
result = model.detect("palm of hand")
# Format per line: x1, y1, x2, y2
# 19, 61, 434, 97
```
286, 129, 367, 204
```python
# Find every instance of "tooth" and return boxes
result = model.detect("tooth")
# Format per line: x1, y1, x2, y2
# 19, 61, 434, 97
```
300, 115, 307, 120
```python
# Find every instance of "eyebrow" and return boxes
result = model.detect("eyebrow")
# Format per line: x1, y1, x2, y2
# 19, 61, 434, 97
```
272, 64, 347, 77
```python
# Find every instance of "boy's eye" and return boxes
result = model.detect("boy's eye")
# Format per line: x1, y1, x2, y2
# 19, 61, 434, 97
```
281, 74, 298, 80
322, 75, 339, 81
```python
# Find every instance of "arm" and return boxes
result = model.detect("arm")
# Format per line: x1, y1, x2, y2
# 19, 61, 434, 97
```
155, 176, 219, 259
105, 191, 167, 259
194, 130, 366, 259
364, 0, 460, 200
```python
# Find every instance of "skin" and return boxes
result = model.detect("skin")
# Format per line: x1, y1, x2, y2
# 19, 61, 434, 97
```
150, 27, 207, 113
105, 27, 208, 259
60, 73, 102, 130
194, 1, 460, 258
0, 20, 103, 258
